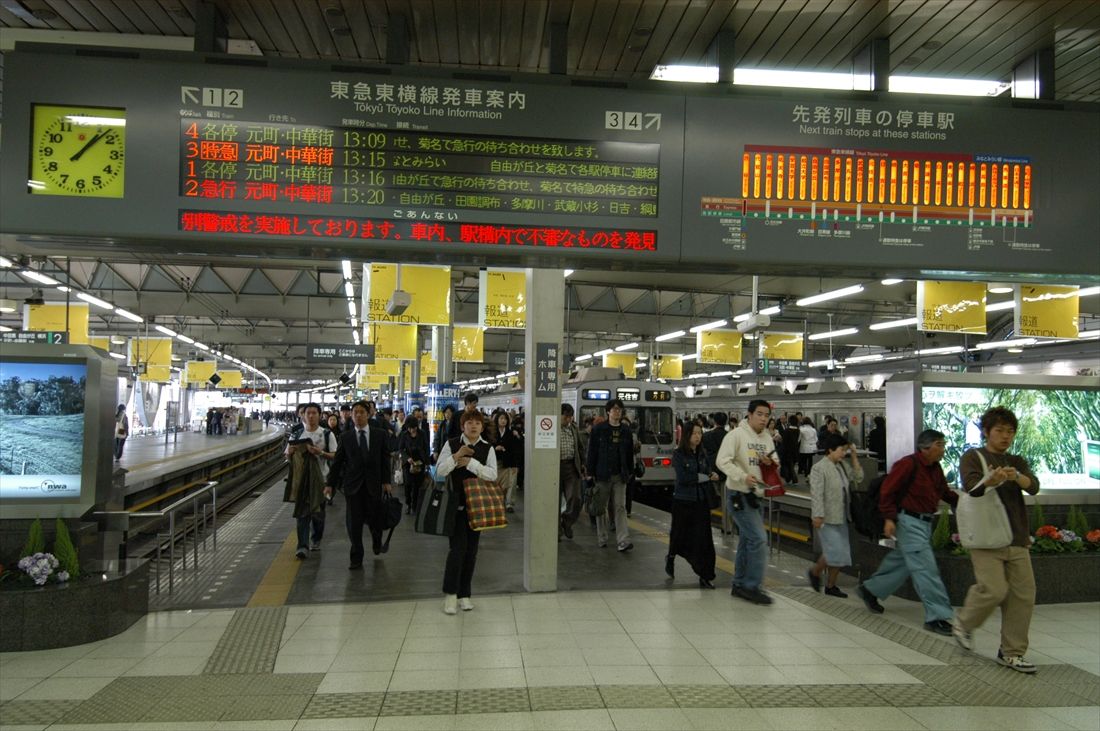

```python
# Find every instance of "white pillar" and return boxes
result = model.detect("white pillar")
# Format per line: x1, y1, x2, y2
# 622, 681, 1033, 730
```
522, 268, 564, 592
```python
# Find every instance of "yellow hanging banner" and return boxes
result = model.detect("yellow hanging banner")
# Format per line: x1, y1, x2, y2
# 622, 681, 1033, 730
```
652, 355, 684, 379
478, 270, 526, 329
184, 360, 217, 386
215, 370, 243, 389
1016, 285, 1079, 339
697, 329, 744, 365
139, 365, 172, 383
128, 336, 173, 368
761, 332, 804, 360
365, 263, 451, 325
603, 353, 637, 378
87, 336, 110, 352
366, 322, 418, 360
420, 350, 438, 382
453, 325, 485, 362
357, 360, 400, 389
23, 302, 89, 344
917, 281, 987, 334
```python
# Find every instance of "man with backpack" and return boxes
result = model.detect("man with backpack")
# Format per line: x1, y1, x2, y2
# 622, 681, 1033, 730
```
857, 429, 959, 635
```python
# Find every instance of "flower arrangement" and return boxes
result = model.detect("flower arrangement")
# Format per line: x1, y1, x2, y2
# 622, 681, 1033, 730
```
1086, 529, 1100, 550
16, 552, 70, 586
1032, 524, 1085, 554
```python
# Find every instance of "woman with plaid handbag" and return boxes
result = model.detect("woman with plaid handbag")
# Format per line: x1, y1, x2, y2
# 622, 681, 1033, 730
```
435, 410, 498, 615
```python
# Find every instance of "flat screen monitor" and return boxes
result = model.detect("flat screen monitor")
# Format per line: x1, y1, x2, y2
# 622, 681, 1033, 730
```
922, 384, 1100, 490
0, 345, 114, 518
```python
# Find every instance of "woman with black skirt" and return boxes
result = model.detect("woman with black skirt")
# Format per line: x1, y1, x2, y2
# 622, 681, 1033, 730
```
666, 423, 719, 589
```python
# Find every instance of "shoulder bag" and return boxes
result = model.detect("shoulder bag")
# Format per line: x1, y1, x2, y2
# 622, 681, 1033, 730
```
414, 481, 456, 537
956, 450, 1014, 550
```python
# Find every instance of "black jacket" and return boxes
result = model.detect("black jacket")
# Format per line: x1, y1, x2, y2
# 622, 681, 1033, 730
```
327, 426, 392, 500
491, 427, 523, 469
585, 420, 634, 482
701, 428, 727, 482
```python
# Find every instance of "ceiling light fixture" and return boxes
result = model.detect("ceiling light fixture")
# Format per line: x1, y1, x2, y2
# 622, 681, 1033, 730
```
681, 354, 698, 361
986, 300, 1015, 312
735, 368, 753, 374
0, 256, 14, 268
21, 270, 59, 286
564, 269, 574, 277
655, 330, 686, 342
0, 299, 16, 314
1078, 286, 1100, 297
916, 346, 965, 356
807, 327, 859, 341
807, 359, 837, 368
341, 260, 352, 280
114, 308, 143, 323
689, 319, 727, 333
575, 354, 592, 361
176, 334, 195, 344
988, 285, 1014, 294
881, 278, 904, 285
796, 284, 865, 307
649, 64, 719, 83
76, 292, 113, 310
845, 353, 884, 363
735, 67, 854, 90
869, 317, 919, 331
614, 342, 639, 351
593, 348, 614, 357
889, 75, 1010, 96
975, 338, 1036, 351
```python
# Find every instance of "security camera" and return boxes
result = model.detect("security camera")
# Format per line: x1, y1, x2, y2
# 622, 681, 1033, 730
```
386, 290, 412, 316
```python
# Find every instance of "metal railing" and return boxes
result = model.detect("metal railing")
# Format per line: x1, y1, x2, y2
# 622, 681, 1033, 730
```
95, 481, 219, 595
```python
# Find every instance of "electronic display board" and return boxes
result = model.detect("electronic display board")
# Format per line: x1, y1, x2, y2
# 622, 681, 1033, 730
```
681, 95, 1100, 276
0, 49, 682, 266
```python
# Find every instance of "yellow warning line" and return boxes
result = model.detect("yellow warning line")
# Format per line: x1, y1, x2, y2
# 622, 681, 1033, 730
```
246, 530, 301, 607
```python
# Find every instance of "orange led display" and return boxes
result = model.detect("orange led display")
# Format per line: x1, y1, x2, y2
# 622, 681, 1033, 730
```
901, 160, 909, 204
741, 153, 750, 198
979, 163, 987, 207
753, 153, 761, 199
856, 158, 864, 203
787, 155, 796, 199
821, 156, 830, 201
811, 156, 819, 201
1023, 164, 1031, 209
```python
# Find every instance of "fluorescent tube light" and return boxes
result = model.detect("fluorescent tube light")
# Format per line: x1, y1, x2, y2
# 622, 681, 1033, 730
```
614, 342, 639, 352
917, 346, 965, 356
710, 371, 734, 377
796, 284, 865, 307
975, 338, 1036, 350
594, 349, 614, 357
347, 300, 357, 317
689, 319, 728, 333
0, 256, 13, 268
682, 354, 698, 361
889, 75, 1010, 97
108, 352, 125, 360
21, 270, 58, 286
0, 325, 12, 332
736, 368, 753, 374
56, 285, 70, 292
807, 327, 859, 341
195, 342, 210, 351
1079, 286, 1099, 297
344, 281, 355, 299
881, 279, 904, 285
760, 305, 781, 316
808, 359, 837, 368
575, 354, 592, 361
341, 260, 352, 280
869, 317, 918, 331
986, 300, 1015, 312
564, 269, 574, 277
1079, 330, 1099, 339
845, 353, 884, 363
650, 64, 718, 83
988, 285, 1013, 294
176, 334, 195, 344
76, 292, 113, 310
114, 308, 143, 323
655, 330, 686, 342
735, 68, 854, 90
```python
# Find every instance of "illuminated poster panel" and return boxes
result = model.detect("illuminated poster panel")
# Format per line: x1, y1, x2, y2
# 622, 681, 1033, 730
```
697, 329, 744, 365
366, 323, 418, 360
652, 355, 683, 379
761, 332, 804, 361
478, 270, 526, 329
917, 281, 987, 334
365, 263, 451, 325
1015, 285, 1079, 339
603, 353, 637, 378
452, 325, 485, 362
23, 303, 89, 345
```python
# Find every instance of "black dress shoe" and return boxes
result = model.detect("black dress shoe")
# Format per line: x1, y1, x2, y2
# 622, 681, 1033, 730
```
381, 542, 390, 554
372, 543, 382, 556
824, 586, 848, 598
925, 619, 953, 636
807, 569, 821, 592
348, 562, 363, 570
665, 555, 675, 578
858, 584, 885, 614
562, 523, 573, 540
699, 578, 715, 589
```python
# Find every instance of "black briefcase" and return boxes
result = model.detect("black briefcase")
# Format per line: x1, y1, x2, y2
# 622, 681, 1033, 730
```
415, 483, 456, 537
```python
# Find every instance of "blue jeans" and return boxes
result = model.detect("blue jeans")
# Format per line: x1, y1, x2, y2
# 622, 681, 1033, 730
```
728, 493, 767, 592
863, 513, 952, 623
296, 511, 324, 550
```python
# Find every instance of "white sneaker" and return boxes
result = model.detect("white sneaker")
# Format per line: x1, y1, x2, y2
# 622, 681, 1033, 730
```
458, 597, 474, 612
442, 594, 458, 615
952, 621, 973, 651
997, 651, 1037, 674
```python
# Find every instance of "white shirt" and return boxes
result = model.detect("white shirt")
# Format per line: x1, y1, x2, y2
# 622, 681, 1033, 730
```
436, 436, 498, 482
290, 426, 336, 479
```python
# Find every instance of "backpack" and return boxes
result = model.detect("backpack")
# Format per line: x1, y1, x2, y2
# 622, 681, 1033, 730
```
851, 455, 918, 538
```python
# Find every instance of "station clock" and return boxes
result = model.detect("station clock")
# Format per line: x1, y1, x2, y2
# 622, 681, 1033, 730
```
29, 105, 126, 198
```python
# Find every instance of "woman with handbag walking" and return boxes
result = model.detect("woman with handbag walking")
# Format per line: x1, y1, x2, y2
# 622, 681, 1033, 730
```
666, 423, 719, 589
435, 410, 497, 615
808, 433, 864, 597
952, 407, 1041, 673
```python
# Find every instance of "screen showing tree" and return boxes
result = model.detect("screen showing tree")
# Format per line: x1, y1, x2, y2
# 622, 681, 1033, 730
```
0, 360, 86, 499
922, 385, 1100, 490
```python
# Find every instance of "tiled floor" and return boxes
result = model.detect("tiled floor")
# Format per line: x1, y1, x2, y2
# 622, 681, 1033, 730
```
1, 586, 1097, 730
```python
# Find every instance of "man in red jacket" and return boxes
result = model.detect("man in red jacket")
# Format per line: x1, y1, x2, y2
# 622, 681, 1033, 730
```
857, 429, 959, 635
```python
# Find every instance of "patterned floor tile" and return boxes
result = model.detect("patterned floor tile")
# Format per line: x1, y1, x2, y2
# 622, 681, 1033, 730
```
598, 685, 677, 708
1061, 682, 1100, 705
301, 692, 385, 718
0, 699, 80, 726
801, 684, 886, 707
740, 685, 820, 708
204, 606, 288, 674
527, 685, 605, 711
218, 693, 311, 720
140, 694, 233, 722
665, 684, 749, 708
898, 665, 1019, 706
56, 691, 153, 724
457, 687, 531, 714
867, 683, 957, 707
379, 690, 458, 716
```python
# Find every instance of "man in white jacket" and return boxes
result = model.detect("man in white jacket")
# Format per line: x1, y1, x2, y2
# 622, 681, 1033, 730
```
717, 399, 776, 605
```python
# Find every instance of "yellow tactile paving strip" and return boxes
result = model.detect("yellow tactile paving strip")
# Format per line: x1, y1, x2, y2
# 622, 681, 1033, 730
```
246, 530, 302, 607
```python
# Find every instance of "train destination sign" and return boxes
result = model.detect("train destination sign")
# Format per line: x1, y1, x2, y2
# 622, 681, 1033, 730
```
0, 331, 68, 345
0, 47, 1097, 278
306, 344, 376, 364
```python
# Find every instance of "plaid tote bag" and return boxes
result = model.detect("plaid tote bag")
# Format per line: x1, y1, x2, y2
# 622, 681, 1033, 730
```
463, 477, 508, 531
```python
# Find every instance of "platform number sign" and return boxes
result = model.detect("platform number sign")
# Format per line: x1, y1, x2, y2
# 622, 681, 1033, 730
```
605, 111, 662, 131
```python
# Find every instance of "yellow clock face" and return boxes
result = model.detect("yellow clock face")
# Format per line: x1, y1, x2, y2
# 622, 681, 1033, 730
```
29, 105, 126, 198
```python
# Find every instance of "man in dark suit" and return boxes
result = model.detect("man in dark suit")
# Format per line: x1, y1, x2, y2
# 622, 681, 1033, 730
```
325, 400, 393, 569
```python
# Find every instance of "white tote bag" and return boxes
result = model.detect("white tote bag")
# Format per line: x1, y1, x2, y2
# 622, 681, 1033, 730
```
956, 450, 1014, 550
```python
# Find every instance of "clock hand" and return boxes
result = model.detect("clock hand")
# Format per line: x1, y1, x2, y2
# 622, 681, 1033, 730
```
69, 127, 111, 162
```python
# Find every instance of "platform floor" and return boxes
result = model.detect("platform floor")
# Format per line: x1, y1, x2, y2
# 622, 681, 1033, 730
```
2, 478, 1097, 729
116, 426, 284, 492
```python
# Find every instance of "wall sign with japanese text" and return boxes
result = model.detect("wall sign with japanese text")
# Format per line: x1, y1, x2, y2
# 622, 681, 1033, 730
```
534, 342, 559, 398
306, 344, 376, 364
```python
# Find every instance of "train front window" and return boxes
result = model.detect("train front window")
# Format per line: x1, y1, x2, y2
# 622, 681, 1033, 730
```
577, 406, 674, 445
